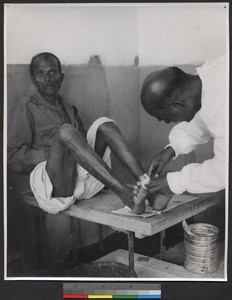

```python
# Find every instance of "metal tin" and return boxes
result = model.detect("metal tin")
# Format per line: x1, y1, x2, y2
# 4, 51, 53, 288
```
184, 261, 219, 274
185, 236, 219, 247
183, 223, 219, 274
185, 253, 219, 265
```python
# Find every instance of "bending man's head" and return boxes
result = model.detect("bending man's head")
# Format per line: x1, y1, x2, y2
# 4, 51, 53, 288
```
141, 67, 202, 123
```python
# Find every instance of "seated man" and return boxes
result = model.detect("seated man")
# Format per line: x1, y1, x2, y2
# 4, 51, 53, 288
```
8, 52, 160, 215
140, 56, 226, 209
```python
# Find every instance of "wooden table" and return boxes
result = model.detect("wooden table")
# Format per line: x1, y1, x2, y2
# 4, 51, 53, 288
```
21, 189, 223, 270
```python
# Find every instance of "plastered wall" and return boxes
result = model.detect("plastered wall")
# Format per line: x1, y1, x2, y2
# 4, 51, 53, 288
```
6, 5, 138, 66
6, 4, 228, 66
137, 4, 228, 66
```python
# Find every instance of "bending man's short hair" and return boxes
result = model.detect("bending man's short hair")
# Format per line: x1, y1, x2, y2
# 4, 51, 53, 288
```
29, 52, 62, 76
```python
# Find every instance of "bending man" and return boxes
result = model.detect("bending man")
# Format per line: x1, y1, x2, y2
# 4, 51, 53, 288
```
140, 56, 226, 209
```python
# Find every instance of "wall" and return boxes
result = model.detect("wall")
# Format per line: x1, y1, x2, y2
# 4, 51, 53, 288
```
6, 4, 228, 66
138, 4, 228, 66
6, 5, 138, 66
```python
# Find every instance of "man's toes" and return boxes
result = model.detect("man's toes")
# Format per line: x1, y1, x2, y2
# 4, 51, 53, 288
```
133, 189, 138, 195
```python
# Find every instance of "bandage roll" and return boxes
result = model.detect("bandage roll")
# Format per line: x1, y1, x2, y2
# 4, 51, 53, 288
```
140, 173, 151, 189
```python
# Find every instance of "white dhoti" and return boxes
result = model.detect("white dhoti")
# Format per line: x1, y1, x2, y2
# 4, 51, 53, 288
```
30, 117, 115, 214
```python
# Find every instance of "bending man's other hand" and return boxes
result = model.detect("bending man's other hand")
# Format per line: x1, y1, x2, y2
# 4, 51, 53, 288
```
148, 146, 175, 177
146, 174, 171, 195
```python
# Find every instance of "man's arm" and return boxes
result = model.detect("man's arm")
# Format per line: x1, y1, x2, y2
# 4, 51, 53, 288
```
73, 105, 86, 138
148, 113, 211, 177
167, 136, 225, 194
147, 136, 225, 195
7, 100, 46, 173
168, 112, 211, 158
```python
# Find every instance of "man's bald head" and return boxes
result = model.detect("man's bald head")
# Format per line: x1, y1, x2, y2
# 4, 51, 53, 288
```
141, 67, 202, 123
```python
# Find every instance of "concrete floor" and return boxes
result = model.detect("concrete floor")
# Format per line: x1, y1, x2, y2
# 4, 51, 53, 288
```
96, 241, 225, 279
7, 224, 226, 278
60, 226, 225, 279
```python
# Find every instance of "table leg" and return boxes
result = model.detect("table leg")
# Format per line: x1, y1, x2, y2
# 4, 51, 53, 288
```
70, 218, 78, 262
34, 208, 43, 268
127, 231, 135, 269
160, 230, 166, 260
99, 224, 104, 250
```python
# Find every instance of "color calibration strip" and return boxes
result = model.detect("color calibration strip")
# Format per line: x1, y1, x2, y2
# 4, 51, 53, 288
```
63, 295, 161, 299
63, 283, 161, 299
63, 293, 161, 299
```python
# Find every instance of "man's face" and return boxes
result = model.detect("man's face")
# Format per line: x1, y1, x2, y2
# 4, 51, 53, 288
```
151, 104, 195, 124
32, 56, 64, 98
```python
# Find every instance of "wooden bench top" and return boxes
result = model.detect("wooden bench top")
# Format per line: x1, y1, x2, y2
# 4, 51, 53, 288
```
21, 189, 223, 238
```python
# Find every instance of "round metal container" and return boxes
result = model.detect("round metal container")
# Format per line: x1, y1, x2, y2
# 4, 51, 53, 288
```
184, 223, 219, 274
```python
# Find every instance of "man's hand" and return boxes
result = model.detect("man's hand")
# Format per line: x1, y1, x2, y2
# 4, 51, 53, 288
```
146, 174, 171, 194
148, 146, 175, 177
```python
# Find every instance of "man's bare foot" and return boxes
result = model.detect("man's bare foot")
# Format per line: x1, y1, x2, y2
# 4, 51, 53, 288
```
133, 185, 147, 214
132, 181, 149, 214
120, 185, 147, 215
148, 192, 173, 211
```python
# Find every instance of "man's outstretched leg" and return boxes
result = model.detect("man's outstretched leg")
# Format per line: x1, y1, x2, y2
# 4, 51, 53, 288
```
46, 121, 147, 214
96, 122, 174, 211
95, 122, 145, 181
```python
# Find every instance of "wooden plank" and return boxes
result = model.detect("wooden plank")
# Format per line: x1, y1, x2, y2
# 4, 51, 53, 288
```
148, 194, 221, 235
21, 191, 152, 236
96, 249, 224, 279
21, 190, 222, 237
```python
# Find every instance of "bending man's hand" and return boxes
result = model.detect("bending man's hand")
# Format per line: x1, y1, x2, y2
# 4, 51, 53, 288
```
146, 174, 171, 194
148, 146, 175, 177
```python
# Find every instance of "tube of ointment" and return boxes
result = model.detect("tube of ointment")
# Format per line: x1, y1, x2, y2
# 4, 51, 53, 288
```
140, 173, 151, 189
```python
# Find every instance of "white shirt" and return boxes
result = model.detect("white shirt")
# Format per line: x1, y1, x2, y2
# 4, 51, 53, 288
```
166, 56, 226, 194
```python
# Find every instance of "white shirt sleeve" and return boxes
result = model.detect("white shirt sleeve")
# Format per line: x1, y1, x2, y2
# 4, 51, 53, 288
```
167, 136, 225, 194
166, 113, 211, 158
165, 56, 226, 194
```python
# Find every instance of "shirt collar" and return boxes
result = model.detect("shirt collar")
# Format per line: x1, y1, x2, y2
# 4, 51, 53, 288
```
32, 90, 76, 125
32, 90, 60, 107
